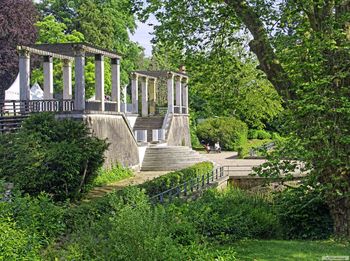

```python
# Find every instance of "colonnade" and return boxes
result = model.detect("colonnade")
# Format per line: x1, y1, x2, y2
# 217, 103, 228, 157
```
18, 44, 121, 111
131, 72, 189, 116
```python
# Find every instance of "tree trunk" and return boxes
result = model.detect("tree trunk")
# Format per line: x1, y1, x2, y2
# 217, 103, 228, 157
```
328, 197, 350, 238
225, 0, 295, 100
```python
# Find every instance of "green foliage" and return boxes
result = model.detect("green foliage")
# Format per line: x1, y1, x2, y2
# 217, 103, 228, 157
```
0, 113, 108, 201
248, 129, 272, 140
92, 164, 134, 187
237, 139, 272, 159
275, 185, 333, 240
197, 117, 248, 151
139, 162, 213, 196
175, 188, 280, 243
0, 185, 66, 260
37, 0, 144, 91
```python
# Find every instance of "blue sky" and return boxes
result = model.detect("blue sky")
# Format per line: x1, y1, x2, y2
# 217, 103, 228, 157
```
129, 16, 157, 57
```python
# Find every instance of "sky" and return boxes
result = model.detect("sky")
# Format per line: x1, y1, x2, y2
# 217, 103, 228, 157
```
129, 17, 156, 57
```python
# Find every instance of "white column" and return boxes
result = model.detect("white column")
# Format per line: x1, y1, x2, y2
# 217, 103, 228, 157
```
141, 77, 149, 117
122, 85, 127, 112
167, 73, 174, 113
43, 56, 54, 99
63, 60, 72, 99
111, 58, 121, 112
74, 51, 85, 111
95, 54, 105, 111
131, 73, 138, 114
149, 79, 157, 115
175, 76, 182, 113
19, 51, 30, 101
183, 79, 189, 114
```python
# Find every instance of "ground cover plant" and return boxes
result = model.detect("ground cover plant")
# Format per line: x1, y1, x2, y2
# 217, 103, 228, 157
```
0, 113, 108, 201
92, 164, 134, 187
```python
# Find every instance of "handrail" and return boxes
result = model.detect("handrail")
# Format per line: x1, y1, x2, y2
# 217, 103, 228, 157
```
150, 166, 227, 204
0, 99, 74, 117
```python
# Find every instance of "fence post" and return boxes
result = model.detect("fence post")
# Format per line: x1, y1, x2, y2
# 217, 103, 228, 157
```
183, 182, 187, 197
196, 176, 200, 191
159, 193, 164, 204
211, 171, 214, 182
201, 175, 205, 188
207, 172, 210, 184
190, 179, 194, 192
216, 168, 218, 180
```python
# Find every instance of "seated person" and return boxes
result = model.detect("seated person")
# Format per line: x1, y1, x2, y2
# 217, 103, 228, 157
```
214, 141, 221, 153
205, 143, 211, 153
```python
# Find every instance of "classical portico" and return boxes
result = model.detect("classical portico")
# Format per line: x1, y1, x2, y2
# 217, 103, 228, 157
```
17, 43, 122, 112
129, 70, 189, 116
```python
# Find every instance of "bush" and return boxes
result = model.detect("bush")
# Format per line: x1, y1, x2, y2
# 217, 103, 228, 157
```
248, 129, 272, 140
275, 184, 333, 240
197, 117, 248, 151
139, 162, 213, 196
0, 113, 108, 201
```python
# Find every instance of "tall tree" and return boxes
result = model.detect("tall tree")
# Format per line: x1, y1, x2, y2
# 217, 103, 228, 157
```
135, 0, 350, 237
0, 0, 38, 102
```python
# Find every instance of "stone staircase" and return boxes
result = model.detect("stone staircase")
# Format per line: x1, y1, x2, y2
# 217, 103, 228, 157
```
133, 116, 164, 142
141, 146, 209, 171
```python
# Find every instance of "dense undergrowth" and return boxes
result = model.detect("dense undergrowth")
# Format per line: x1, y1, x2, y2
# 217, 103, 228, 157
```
0, 168, 336, 260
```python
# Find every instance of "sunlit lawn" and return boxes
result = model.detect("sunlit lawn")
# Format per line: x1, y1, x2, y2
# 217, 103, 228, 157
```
229, 240, 349, 261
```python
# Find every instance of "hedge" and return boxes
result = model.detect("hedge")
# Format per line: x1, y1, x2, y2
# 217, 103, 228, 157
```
139, 162, 214, 196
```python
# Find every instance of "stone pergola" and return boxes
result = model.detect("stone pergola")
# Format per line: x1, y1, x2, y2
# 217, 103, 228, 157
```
130, 70, 189, 116
17, 43, 122, 111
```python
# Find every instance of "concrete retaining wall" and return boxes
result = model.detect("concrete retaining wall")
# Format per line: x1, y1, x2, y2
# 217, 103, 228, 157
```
57, 113, 139, 169
167, 114, 191, 147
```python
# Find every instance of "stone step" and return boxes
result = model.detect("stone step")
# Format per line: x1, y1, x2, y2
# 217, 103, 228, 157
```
141, 145, 208, 171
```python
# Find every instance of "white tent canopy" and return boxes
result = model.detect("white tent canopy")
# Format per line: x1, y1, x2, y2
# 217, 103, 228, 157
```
5, 74, 44, 100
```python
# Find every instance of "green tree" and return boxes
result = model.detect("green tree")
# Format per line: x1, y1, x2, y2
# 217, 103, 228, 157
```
37, 0, 145, 89
136, 0, 350, 237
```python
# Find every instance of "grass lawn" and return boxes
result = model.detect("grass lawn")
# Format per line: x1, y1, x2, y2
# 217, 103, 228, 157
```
230, 240, 349, 261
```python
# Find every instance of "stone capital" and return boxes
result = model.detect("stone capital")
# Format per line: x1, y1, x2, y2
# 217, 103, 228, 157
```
111, 58, 120, 65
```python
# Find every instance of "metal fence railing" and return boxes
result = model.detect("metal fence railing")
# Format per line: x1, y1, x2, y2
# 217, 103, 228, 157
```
150, 166, 227, 204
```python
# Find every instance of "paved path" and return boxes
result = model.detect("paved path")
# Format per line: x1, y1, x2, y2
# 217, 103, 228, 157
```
201, 151, 266, 167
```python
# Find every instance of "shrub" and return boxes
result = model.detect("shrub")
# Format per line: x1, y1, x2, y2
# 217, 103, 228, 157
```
275, 184, 333, 240
0, 113, 108, 201
197, 117, 248, 150
248, 129, 272, 140
139, 162, 214, 196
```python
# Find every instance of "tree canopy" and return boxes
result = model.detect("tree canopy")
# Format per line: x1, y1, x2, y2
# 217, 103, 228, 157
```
135, 0, 350, 237
0, 0, 38, 101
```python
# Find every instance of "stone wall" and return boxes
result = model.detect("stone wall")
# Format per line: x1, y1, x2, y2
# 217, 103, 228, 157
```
167, 114, 191, 147
57, 113, 139, 169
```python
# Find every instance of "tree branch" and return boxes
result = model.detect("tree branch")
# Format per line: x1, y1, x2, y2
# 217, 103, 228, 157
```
224, 0, 294, 100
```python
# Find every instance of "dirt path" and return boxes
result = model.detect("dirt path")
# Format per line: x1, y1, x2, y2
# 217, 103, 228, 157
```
85, 171, 168, 200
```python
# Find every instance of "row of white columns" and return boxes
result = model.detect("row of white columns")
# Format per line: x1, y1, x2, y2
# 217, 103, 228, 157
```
131, 75, 157, 116
18, 50, 121, 112
167, 74, 189, 114
19, 51, 73, 101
